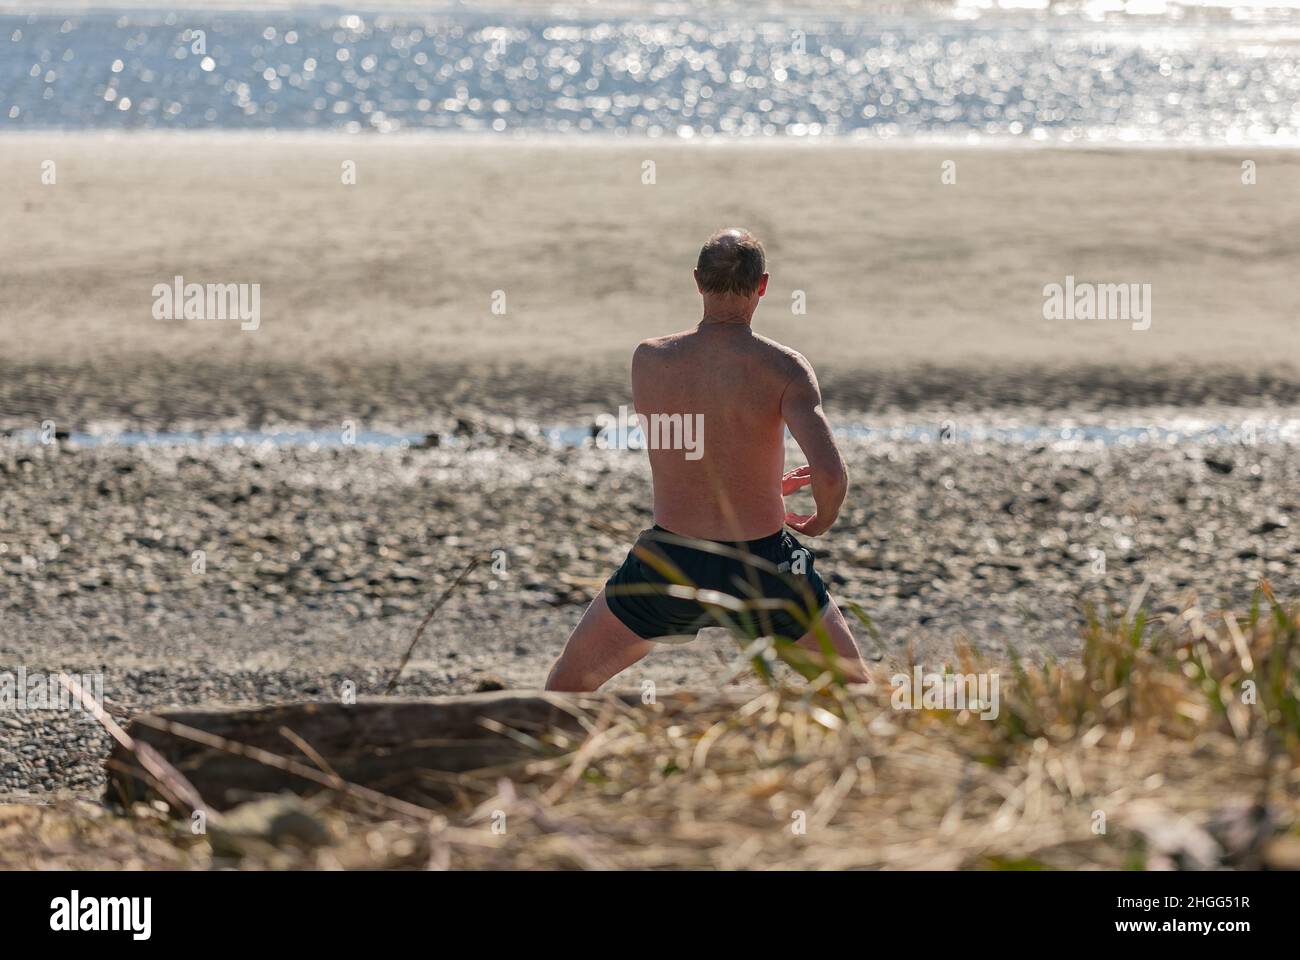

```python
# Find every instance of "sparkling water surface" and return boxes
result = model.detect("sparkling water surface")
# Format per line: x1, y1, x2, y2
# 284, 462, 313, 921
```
4, 8, 1300, 141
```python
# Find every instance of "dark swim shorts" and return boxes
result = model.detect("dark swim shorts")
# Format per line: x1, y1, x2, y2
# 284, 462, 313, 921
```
604, 525, 831, 641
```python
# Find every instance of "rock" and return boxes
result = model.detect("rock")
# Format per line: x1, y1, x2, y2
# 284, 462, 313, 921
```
1251, 518, 1288, 535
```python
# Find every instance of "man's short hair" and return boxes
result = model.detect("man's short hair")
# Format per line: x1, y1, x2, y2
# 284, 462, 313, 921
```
696, 228, 766, 296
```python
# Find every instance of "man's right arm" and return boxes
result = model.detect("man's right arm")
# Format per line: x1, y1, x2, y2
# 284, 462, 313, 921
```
779, 353, 848, 537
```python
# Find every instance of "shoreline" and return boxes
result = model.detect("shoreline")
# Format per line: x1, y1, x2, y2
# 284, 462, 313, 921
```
5, 403, 1299, 449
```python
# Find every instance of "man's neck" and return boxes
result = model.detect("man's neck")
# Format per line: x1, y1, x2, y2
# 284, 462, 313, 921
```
699, 293, 756, 328
699, 311, 753, 327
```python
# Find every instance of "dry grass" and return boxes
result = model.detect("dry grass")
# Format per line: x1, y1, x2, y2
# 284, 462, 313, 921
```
4, 584, 1298, 870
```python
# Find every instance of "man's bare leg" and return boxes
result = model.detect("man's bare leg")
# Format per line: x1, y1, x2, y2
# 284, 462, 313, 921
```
795, 598, 871, 684
545, 589, 657, 692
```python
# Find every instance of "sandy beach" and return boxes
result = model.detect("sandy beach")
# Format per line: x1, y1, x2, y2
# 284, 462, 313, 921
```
2, 134, 1298, 429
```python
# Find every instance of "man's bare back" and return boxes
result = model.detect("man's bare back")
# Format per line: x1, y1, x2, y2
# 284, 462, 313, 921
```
545, 227, 866, 691
634, 326, 788, 540
634, 325, 839, 542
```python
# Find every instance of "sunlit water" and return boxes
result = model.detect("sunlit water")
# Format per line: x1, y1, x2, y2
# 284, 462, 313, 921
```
4, 8, 1300, 141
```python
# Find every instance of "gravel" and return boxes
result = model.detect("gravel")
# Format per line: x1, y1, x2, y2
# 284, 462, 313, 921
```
2, 409, 1297, 800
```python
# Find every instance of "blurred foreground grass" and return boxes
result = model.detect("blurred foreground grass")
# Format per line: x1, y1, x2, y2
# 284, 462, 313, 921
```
3, 584, 1298, 870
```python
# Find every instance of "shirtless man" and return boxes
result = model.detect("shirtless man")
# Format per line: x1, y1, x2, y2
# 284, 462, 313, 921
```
545, 228, 869, 691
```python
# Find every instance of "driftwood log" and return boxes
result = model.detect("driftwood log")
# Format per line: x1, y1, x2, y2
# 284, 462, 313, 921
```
104, 690, 722, 811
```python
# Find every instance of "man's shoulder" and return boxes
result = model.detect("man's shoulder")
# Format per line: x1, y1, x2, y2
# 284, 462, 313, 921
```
750, 333, 810, 375
632, 329, 811, 377
633, 330, 691, 362
634, 333, 673, 352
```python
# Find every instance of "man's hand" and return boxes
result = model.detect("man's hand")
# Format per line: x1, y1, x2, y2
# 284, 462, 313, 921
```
784, 511, 833, 537
783, 465, 826, 535
783, 464, 836, 535
781, 464, 813, 496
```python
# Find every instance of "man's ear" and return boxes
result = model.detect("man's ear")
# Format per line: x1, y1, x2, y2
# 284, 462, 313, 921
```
756, 273, 769, 297
693, 267, 704, 294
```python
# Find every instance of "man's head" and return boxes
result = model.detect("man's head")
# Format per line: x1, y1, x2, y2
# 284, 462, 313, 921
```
694, 229, 768, 311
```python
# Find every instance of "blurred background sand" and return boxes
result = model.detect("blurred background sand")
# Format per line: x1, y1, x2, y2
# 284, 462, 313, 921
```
3, 134, 1297, 427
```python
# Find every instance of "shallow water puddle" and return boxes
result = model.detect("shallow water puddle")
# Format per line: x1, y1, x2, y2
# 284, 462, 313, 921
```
5, 410, 1298, 450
